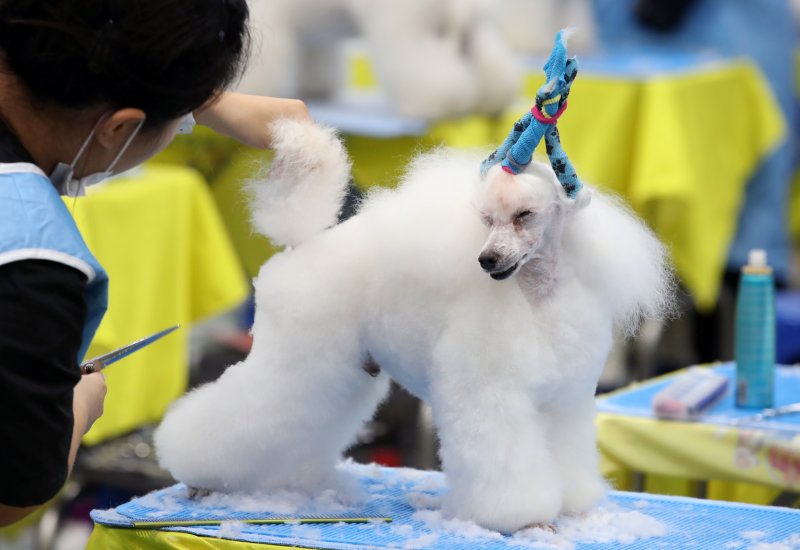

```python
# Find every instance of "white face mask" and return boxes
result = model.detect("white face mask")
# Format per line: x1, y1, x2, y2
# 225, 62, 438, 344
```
50, 115, 144, 197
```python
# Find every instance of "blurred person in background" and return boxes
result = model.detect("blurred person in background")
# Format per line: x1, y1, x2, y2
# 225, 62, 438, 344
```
596, 0, 797, 364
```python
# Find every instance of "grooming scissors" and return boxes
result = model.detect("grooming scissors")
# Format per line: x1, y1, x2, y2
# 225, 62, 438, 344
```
80, 325, 180, 375
733, 403, 800, 425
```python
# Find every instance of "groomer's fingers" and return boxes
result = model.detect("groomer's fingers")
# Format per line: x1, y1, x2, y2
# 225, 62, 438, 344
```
73, 372, 107, 432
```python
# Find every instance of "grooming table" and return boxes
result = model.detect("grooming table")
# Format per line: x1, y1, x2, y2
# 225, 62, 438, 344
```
88, 463, 800, 549
597, 363, 800, 501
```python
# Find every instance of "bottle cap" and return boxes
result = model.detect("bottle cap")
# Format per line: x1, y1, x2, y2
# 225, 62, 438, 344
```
748, 249, 767, 268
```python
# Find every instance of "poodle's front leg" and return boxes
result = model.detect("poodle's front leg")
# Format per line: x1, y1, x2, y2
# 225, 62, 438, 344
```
430, 365, 562, 533
547, 399, 607, 515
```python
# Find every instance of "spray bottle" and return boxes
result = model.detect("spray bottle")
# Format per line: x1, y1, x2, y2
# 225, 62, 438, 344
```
734, 249, 775, 408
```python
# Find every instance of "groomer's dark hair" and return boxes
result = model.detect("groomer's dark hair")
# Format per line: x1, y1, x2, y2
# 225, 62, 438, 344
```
0, 0, 250, 129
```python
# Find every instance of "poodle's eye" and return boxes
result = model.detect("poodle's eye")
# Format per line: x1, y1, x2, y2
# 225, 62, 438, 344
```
514, 210, 534, 223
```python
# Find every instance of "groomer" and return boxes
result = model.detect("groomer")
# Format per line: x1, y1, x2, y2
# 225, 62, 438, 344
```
0, 0, 308, 526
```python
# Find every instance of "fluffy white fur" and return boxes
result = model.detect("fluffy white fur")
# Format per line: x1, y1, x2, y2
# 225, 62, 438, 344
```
238, 0, 521, 119
156, 121, 674, 533
246, 120, 351, 248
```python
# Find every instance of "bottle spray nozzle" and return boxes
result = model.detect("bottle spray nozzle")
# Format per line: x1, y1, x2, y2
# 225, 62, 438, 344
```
748, 249, 767, 268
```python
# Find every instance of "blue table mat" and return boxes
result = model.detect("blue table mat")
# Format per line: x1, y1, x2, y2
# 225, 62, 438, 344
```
92, 463, 800, 549
597, 363, 800, 433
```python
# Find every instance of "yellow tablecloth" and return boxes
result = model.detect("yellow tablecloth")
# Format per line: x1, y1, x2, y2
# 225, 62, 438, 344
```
88, 526, 299, 550
68, 164, 249, 445
598, 413, 797, 504
544, 61, 784, 312
152, 129, 279, 279
155, 59, 784, 310
345, 60, 785, 311
597, 368, 800, 505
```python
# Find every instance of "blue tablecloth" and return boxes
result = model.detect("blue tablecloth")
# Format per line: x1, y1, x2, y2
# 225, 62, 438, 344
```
597, 363, 800, 434
90, 463, 800, 549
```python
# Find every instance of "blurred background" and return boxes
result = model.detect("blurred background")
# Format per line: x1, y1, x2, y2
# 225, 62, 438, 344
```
3, 0, 799, 547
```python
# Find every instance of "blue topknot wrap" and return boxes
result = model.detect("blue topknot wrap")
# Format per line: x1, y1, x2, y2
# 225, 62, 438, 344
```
480, 30, 582, 199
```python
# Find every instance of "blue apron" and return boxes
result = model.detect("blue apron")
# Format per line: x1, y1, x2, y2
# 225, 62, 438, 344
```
0, 162, 108, 362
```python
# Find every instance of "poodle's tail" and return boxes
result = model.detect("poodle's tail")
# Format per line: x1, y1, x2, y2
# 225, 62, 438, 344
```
246, 119, 351, 248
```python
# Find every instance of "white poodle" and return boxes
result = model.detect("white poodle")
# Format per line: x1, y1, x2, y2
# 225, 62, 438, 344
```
155, 120, 674, 533
237, 0, 520, 119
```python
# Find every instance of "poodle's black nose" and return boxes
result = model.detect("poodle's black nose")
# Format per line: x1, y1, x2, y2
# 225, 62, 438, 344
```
479, 253, 498, 271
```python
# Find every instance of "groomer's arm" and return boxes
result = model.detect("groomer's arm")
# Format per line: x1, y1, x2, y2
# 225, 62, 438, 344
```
0, 372, 106, 528
0, 374, 105, 527
0, 262, 106, 527
194, 91, 310, 149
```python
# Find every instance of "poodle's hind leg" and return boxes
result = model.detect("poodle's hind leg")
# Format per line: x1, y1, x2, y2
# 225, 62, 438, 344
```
155, 334, 391, 495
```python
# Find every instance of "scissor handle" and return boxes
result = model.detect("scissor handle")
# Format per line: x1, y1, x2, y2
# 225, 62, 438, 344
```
81, 360, 104, 375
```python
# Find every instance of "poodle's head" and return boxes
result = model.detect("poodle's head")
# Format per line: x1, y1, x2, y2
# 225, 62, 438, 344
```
476, 162, 588, 281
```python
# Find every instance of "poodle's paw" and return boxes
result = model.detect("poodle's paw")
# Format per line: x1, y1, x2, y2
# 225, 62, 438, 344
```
445, 495, 561, 534
561, 473, 607, 516
444, 474, 562, 534
327, 467, 368, 505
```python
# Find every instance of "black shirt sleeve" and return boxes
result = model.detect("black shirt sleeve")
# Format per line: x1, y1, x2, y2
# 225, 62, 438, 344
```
0, 260, 88, 507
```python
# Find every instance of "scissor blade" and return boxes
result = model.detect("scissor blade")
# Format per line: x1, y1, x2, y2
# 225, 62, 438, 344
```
83, 325, 180, 371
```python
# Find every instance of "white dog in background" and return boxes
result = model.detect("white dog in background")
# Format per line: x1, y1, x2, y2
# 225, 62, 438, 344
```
155, 120, 674, 533
237, 0, 521, 119
499, 0, 597, 56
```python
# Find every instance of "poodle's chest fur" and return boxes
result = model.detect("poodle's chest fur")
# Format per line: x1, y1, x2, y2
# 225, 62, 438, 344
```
361, 259, 613, 404
256, 180, 616, 405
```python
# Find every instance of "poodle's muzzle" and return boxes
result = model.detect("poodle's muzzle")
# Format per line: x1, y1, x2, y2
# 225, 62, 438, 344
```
478, 252, 521, 281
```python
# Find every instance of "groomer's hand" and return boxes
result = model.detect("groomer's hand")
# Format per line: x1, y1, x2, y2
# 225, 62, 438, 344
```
194, 91, 311, 149
73, 372, 107, 434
